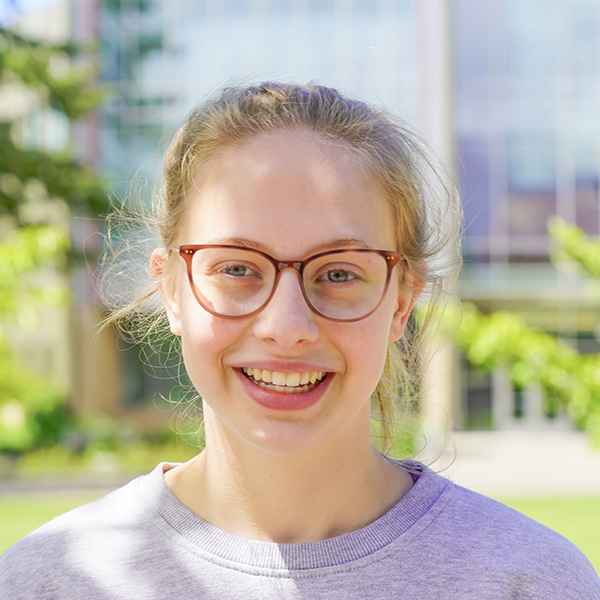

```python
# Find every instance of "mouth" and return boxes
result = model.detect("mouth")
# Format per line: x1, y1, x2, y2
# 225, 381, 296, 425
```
240, 367, 328, 394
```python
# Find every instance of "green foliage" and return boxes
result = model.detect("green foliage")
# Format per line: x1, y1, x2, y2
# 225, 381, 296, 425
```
0, 225, 69, 325
549, 216, 600, 279
0, 28, 109, 455
0, 225, 71, 453
0, 28, 109, 221
0, 31, 104, 119
0, 122, 108, 219
457, 219, 600, 445
0, 337, 70, 453
456, 303, 600, 441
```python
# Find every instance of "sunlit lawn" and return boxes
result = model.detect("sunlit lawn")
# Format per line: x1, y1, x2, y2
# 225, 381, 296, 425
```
1, 493, 598, 574
498, 496, 600, 574
0, 494, 102, 552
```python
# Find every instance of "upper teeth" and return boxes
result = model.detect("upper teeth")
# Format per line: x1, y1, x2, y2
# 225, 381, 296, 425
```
242, 368, 325, 387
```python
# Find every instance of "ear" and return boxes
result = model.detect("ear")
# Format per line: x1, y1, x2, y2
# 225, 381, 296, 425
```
151, 248, 181, 336
388, 273, 424, 342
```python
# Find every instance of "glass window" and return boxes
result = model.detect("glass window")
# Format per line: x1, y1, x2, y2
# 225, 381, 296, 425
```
461, 356, 493, 430
223, 0, 248, 18
458, 136, 490, 241
352, 0, 378, 16
179, 0, 206, 19
454, 79, 489, 131
506, 78, 555, 127
571, 76, 600, 105
350, 9, 378, 82
383, 0, 415, 77
506, 0, 556, 75
99, 18, 121, 82
309, 0, 333, 13
571, 1, 600, 73
99, 127, 124, 186
574, 128, 600, 183
507, 132, 556, 193
267, 0, 291, 15
99, 0, 419, 199
309, 5, 335, 69
507, 132, 556, 236
453, 0, 489, 76
576, 184, 599, 234
575, 129, 600, 234
507, 191, 556, 237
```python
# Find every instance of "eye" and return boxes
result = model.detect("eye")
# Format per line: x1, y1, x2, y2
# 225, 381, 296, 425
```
217, 263, 260, 278
318, 268, 359, 283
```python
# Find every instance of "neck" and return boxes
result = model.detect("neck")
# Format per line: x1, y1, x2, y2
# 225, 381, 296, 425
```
165, 409, 413, 544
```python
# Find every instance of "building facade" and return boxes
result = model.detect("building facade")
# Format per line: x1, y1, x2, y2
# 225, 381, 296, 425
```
92, 0, 600, 432
454, 0, 600, 431
10, 0, 599, 433
90, 0, 424, 422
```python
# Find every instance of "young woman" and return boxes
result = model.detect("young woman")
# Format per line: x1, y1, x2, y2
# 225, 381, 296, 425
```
1, 83, 598, 599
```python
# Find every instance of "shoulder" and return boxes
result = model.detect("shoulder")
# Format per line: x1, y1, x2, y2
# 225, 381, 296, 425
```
417, 472, 600, 596
0, 465, 168, 600
446, 482, 575, 549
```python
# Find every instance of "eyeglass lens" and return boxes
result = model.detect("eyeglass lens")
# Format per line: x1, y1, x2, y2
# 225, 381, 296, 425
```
188, 247, 390, 320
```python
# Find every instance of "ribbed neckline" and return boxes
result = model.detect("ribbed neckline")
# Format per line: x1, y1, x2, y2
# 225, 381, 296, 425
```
137, 460, 450, 572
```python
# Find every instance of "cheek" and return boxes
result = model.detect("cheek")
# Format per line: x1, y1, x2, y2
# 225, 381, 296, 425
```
334, 315, 392, 383
178, 301, 242, 385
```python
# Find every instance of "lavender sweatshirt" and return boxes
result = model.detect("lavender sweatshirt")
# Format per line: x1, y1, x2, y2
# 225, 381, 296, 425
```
1, 462, 598, 599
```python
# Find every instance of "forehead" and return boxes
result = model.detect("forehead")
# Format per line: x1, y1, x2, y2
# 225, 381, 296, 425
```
180, 128, 396, 256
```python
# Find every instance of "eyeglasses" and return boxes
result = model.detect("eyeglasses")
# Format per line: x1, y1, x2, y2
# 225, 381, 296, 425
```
175, 245, 402, 323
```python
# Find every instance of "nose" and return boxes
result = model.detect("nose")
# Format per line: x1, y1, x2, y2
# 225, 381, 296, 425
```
251, 268, 320, 348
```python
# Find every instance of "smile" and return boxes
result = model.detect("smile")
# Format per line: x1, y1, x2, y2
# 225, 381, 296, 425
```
241, 367, 327, 393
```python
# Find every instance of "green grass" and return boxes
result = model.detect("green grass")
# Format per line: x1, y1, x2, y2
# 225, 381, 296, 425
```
1, 493, 599, 575
499, 496, 600, 574
0, 494, 103, 553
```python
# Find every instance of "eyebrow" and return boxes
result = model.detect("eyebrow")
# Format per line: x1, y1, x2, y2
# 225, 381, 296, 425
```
202, 237, 375, 255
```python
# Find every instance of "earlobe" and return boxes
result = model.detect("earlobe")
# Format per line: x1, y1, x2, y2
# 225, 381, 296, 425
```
388, 275, 424, 342
150, 248, 181, 336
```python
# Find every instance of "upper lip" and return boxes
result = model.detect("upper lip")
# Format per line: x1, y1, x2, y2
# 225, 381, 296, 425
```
232, 360, 335, 373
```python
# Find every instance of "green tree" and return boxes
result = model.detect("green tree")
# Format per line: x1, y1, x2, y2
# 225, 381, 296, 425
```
0, 29, 107, 219
0, 27, 108, 453
456, 217, 600, 445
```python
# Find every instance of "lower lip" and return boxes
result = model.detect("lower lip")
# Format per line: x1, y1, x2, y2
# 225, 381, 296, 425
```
234, 369, 332, 411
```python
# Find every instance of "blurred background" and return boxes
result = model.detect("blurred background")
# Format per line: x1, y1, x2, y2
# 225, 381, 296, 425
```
0, 0, 599, 567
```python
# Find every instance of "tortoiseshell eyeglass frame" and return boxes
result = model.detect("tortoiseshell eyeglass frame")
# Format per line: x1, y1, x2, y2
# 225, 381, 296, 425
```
173, 244, 403, 323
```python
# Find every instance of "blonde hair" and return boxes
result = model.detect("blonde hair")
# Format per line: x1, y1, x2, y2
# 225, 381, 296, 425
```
102, 82, 462, 454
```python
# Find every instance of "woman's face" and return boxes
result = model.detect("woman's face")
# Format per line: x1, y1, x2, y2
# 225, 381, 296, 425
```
159, 128, 419, 455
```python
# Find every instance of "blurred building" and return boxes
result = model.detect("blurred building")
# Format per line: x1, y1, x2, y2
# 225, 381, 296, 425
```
89, 0, 425, 422
89, 0, 600, 432
6, 0, 600, 433
95, 0, 419, 191
454, 0, 600, 431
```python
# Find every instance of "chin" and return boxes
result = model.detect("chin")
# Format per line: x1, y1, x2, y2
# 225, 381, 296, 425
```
244, 420, 335, 456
